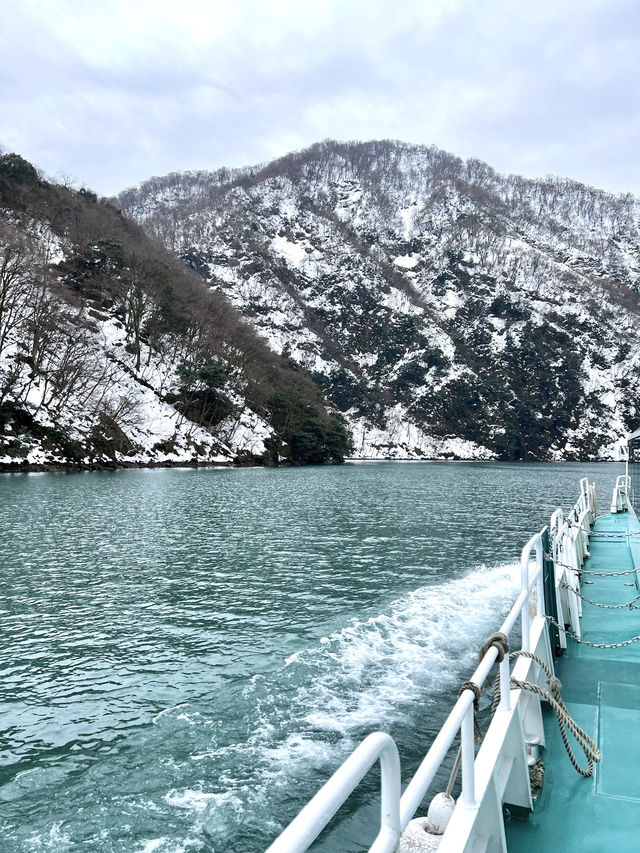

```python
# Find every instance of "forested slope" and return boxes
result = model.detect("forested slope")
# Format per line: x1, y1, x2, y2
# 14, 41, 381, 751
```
0, 154, 351, 469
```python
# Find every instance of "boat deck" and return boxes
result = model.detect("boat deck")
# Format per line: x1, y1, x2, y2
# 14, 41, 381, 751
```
505, 510, 640, 852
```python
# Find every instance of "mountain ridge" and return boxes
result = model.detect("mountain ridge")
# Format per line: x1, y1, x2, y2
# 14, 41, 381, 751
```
118, 139, 640, 461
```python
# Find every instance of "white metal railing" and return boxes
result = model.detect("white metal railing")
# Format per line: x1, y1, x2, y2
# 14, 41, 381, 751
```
401, 531, 548, 850
548, 478, 599, 642
268, 731, 402, 853
611, 474, 631, 514
266, 530, 553, 853
265, 481, 600, 853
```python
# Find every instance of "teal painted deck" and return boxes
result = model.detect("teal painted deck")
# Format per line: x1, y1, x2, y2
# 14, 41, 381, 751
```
505, 509, 640, 852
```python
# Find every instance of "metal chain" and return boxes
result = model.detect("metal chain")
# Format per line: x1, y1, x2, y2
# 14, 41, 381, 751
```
558, 580, 640, 609
544, 551, 640, 578
567, 521, 640, 538
580, 566, 639, 578
545, 614, 640, 649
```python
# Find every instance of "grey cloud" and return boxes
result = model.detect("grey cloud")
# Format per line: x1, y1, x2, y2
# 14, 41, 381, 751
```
1, 0, 639, 196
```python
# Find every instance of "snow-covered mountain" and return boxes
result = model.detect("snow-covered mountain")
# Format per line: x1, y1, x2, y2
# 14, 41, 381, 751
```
0, 154, 350, 470
119, 140, 640, 460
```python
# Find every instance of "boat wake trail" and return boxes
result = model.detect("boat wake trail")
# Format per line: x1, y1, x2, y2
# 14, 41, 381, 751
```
163, 561, 519, 851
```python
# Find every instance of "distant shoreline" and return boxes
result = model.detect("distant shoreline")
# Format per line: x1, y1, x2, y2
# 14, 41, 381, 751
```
0, 456, 620, 474
0, 459, 238, 474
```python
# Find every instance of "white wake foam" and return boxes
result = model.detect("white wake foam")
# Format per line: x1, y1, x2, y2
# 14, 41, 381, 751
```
165, 561, 520, 844
265, 560, 519, 751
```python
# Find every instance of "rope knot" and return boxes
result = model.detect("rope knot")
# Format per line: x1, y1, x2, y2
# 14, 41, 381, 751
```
548, 675, 562, 699
459, 680, 483, 742
479, 631, 509, 663
459, 680, 482, 710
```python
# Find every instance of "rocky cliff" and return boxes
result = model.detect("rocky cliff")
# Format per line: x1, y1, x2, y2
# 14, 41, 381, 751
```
119, 140, 640, 460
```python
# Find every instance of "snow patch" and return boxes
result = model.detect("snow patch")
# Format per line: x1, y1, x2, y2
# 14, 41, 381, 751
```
394, 254, 419, 269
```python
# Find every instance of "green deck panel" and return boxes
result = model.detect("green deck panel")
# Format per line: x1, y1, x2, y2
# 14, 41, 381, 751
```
505, 510, 640, 852
597, 682, 640, 801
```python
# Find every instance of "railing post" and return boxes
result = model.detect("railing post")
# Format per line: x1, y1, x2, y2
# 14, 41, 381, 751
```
520, 547, 531, 652
377, 740, 401, 853
499, 655, 511, 710
519, 533, 544, 652
536, 537, 545, 619
564, 529, 582, 638
460, 705, 476, 807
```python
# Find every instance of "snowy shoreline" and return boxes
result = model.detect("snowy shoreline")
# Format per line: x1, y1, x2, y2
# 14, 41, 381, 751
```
0, 454, 618, 474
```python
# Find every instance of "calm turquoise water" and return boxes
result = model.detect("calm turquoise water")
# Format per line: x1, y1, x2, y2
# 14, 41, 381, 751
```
0, 461, 622, 852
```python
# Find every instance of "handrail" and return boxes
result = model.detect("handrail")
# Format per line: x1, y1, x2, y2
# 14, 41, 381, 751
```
547, 480, 598, 640
265, 732, 401, 853
265, 481, 605, 852
400, 535, 543, 829
265, 528, 547, 852
611, 474, 631, 514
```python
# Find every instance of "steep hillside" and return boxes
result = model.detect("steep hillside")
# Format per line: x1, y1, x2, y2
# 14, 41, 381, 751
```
0, 154, 351, 470
119, 140, 640, 460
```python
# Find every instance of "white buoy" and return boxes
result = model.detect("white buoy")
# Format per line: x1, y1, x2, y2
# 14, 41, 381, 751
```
398, 818, 442, 852
426, 792, 455, 834
398, 793, 455, 852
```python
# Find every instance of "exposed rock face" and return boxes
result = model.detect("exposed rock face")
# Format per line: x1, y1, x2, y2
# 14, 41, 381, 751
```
119, 140, 640, 460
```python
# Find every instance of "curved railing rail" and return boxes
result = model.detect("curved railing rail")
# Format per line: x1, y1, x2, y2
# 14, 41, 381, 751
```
611, 474, 631, 514
268, 731, 401, 853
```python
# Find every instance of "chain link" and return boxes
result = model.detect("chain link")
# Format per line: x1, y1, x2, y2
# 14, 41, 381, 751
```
558, 580, 640, 610
567, 521, 640, 538
544, 551, 640, 578
545, 614, 640, 649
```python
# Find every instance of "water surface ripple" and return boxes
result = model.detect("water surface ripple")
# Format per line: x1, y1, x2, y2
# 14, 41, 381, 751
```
0, 461, 621, 851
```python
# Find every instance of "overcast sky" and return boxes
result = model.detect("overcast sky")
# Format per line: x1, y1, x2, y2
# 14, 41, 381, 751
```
1, 0, 639, 197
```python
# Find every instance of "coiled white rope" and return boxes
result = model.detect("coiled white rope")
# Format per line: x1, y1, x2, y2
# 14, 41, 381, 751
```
491, 648, 600, 776
453, 638, 600, 783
